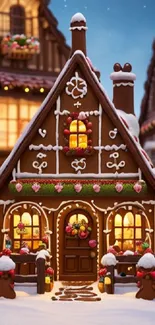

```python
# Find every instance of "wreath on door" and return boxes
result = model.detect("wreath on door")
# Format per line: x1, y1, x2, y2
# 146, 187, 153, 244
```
65, 219, 92, 239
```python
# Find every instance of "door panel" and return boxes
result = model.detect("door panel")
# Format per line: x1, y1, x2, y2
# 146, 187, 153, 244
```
59, 209, 97, 281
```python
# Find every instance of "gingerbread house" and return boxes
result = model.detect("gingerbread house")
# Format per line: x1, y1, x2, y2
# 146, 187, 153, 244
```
0, 13, 155, 282
139, 40, 155, 165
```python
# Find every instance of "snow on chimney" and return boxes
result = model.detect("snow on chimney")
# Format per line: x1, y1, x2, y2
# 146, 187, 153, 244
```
110, 63, 136, 115
70, 13, 87, 56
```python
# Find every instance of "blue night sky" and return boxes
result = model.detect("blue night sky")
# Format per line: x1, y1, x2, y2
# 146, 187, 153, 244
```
51, 0, 155, 116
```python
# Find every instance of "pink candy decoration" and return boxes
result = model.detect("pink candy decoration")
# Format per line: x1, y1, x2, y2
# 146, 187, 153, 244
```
93, 184, 101, 193
74, 183, 82, 193
78, 111, 86, 120
15, 183, 23, 192
133, 183, 142, 193
89, 240, 97, 248
115, 182, 123, 193
55, 183, 63, 193
32, 183, 41, 193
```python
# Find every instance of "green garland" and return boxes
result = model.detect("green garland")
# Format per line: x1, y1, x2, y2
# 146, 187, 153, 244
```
9, 182, 148, 197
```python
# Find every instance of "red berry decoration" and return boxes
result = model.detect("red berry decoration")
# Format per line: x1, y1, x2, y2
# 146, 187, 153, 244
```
87, 122, 92, 128
99, 268, 107, 276
66, 117, 72, 124
87, 129, 92, 134
88, 139, 92, 145
64, 129, 70, 135
63, 146, 69, 153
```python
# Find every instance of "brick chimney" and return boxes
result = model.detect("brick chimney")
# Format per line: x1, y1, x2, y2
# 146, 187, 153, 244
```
110, 63, 136, 115
70, 13, 87, 57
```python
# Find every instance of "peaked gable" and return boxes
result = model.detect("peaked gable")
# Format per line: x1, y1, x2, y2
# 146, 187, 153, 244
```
0, 50, 155, 189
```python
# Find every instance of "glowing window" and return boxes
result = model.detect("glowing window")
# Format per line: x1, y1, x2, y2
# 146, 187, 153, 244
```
69, 214, 88, 225
69, 120, 87, 149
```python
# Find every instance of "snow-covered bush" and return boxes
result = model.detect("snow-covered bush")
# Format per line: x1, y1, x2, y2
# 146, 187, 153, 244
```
0, 255, 15, 271
101, 253, 117, 266
137, 253, 155, 269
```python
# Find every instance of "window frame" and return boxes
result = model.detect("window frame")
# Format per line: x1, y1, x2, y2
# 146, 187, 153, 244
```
69, 120, 88, 149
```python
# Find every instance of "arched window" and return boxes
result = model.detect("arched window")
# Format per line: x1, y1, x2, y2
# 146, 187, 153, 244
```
10, 5, 25, 35
69, 120, 87, 149
107, 209, 151, 251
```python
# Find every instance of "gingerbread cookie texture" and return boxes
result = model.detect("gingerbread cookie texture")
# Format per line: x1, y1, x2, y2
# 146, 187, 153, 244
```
0, 13, 154, 283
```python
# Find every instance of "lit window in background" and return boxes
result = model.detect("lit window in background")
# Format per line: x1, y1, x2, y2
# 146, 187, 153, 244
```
0, 97, 41, 149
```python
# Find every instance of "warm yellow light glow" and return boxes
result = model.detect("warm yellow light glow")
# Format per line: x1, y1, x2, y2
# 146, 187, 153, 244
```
79, 121, 86, 132
69, 134, 77, 148
21, 212, 31, 226
40, 88, 44, 93
4, 86, 9, 91
78, 134, 87, 148
25, 87, 30, 93
70, 120, 78, 132
114, 214, 122, 226
124, 212, 134, 226
69, 214, 88, 224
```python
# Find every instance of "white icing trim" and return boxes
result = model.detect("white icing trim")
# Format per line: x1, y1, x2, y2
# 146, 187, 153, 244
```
56, 97, 61, 174
109, 128, 117, 139
32, 160, 47, 174
0, 200, 15, 213
38, 128, 47, 138
66, 71, 87, 99
71, 158, 86, 173
98, 104, 102, 174
94, 144, 126, 151
110, 71, 136, 81
91, 200, 145, 214
113, 82, 134, 87
12, 169, 16, 182
142, 200, 155, 205
17, 160, 20, 174
54, 109, 70, 116
69, 26, 88, 31
36, 153, 47, 159
106, 152, 125, 170
54, 110, 101, 116
14, 172, 139, 179
29, 144, 63, 151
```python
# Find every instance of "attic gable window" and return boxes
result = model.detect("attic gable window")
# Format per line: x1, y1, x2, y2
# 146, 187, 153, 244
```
69, 120, 87, 149
10, 5, 25, 35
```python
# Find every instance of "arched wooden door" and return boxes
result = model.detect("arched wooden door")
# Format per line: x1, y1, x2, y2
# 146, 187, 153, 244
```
59, 210, 97, 281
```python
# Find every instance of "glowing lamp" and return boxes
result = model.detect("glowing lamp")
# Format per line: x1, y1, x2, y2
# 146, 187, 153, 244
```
4, 86, 9, 91
40, 87, 44, 93
25, 87, 30, 93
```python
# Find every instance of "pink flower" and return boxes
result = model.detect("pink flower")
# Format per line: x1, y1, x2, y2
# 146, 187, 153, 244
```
15, 183, 23, 192
32, 183, 41, 193
133, 183, 142, 193
74, 183, 82, 193
115, 182, 123, 193
55, 183, 63, 193
93, 184, 100, 193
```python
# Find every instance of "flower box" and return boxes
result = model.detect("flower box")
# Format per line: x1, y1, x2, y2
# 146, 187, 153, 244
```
1, 34, 40, 60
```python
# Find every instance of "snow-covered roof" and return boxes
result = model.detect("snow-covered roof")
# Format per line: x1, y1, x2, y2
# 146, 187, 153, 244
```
137, 253, 155, 269
71, 13, 86, 24
0, 50, 154, 188
110, 71, 136, 81
101, 253, 117, 266
123, 250, 134, 256
117, 110, 140, 138
0, 255, 15, 271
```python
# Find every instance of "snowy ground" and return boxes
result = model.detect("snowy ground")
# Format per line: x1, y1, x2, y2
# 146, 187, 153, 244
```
0, 282, 155, 325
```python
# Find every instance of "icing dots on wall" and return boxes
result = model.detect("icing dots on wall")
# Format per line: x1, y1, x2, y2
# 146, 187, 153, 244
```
66, 71, 87, 99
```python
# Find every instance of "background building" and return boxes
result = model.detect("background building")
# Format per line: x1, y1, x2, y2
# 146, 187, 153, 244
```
139, 40, 155, 165
0, 0, 70, 165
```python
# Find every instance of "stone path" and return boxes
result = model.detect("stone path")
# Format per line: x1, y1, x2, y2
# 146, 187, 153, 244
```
51, 285, 101, 302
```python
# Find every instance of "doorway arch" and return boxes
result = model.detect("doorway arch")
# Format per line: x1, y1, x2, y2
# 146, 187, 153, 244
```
56, 201, 99, 281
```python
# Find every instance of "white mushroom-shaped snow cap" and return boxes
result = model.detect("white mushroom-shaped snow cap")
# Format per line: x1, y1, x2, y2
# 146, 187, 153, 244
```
101, 253, 117, 266
123, 250, 134, 256
137, 253, 155, 269
0, 255, 15, 271
71, 13, 86, 24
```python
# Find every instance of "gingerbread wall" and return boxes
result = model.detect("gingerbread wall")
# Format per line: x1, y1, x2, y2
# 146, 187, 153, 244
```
17, 67, 138, 178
